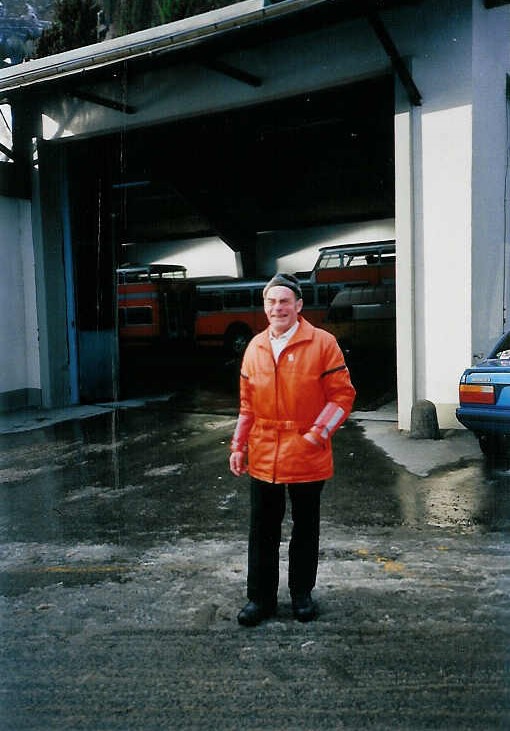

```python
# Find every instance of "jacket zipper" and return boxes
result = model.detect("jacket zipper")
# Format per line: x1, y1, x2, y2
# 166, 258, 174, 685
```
272, 356, 279, 483
271, 341, 294, 483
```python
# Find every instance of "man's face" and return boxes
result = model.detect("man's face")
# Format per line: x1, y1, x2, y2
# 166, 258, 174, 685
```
264, 285, 303, 336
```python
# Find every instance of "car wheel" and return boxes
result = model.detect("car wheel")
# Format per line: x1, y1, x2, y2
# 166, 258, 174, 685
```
225, 325, 252, 358
478, 434, 505, 457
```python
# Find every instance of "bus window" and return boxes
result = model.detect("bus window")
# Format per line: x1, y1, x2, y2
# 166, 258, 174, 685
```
317, 284, 343, 305
320, 252, 343, 269
224, 289, 251, 309
312, 242, 396, 285
347, 253, 371, 267
317, 285, 329, 305
300, 285, 315, 306
198, 291, 223, 312
194, 280, 268, 355
119, 306, 153, 326
117, 264, 187, 283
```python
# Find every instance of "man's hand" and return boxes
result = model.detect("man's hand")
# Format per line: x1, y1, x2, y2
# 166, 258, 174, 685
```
303, 431, 322, 446
230, 450, 248, 476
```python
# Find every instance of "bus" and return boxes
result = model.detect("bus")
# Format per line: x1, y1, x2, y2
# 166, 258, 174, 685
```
326, 283, 396, 353
194, 278, 395, 356
309, 240, 395, 284
194, 241, 396, 355
194, 279, 268, 355
117, 264, 195, 346
117, 241, 396, 354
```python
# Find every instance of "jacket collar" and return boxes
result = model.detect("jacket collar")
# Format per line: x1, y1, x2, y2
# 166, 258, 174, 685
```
260, 316, 313, 350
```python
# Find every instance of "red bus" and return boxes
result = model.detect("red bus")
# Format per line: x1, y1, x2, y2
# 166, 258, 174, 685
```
194, 241, 395, 354
117, 241, 396, 354
309, 240, 395, 284
194, 279, 268, 355
117, 264, 195, 346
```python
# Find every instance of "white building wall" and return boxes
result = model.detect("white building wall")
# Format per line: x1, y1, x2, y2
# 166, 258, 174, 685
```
420, 105, 472, 427
0, 195, 40, 408
395, 0, 510, 429
392, 0, 475, 429
471, 1, 510, 361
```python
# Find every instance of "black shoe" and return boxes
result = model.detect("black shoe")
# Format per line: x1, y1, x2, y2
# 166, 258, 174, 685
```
292, 594, 317, 623
237, 601, 275, 627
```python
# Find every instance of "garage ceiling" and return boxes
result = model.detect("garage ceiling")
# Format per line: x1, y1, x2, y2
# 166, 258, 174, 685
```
92, 74, 395, 249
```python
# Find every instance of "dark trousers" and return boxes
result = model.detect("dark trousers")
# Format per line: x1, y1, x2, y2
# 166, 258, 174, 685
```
247, 477, 325, 607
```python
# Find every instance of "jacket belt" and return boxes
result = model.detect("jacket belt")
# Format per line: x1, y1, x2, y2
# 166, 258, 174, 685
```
255, 417, 307, 431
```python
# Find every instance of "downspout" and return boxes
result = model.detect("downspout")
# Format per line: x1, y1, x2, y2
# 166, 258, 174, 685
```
504, 76, 510, 331
61, 155, 80, 404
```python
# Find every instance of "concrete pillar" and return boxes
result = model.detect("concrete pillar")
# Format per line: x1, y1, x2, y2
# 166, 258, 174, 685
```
419, 104, 472, 428
394, 85, 417, 432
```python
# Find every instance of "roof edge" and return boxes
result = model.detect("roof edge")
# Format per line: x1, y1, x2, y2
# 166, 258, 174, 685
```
0, 0, 424, 94
0, 0, 321, 93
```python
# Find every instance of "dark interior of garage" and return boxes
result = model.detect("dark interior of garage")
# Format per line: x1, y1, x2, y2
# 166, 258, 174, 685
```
66, 74, 396, 408
113, 74, 395, 247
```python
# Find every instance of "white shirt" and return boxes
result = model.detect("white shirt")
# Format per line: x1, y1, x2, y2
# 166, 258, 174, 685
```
269, 321, 300, 362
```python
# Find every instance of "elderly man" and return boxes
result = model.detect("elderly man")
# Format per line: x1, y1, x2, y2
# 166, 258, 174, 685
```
229, 272, 356, 626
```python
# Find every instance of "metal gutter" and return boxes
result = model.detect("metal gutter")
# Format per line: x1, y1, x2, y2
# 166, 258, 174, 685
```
0, 0, 421, 95
0, 0, 267, 92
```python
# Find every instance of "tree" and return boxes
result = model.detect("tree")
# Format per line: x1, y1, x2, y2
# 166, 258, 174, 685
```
112, 0, 233, 36
113, 0, 153, 35
154, 0, 232, 25
36, 0, 100, 57
35, 0, 237, 56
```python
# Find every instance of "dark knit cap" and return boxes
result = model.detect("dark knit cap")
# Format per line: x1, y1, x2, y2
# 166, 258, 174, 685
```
263, 273, 302, 299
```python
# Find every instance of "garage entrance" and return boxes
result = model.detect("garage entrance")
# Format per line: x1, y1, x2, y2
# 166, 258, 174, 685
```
65, 74, 396, 406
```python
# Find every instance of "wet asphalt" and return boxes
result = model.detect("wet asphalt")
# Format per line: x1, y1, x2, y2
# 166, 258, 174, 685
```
0, 348, 509, 730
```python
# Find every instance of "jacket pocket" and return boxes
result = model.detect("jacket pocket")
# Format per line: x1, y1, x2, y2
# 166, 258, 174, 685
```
279, 432, 328, 480
248, 425, 277, 476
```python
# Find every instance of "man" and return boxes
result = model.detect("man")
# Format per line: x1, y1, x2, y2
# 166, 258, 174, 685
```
229, 272, 356, 626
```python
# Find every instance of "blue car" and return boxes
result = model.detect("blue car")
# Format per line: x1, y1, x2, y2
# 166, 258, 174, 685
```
456, 331, 510, 455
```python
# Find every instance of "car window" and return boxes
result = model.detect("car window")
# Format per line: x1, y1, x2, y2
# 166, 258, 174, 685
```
490, 332, 510, 358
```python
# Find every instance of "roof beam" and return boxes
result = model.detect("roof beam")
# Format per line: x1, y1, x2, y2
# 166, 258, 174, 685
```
205, 58, 262, 87
367, 11, 422, 106
0, 142, 14, 160
71, 89, 137, 114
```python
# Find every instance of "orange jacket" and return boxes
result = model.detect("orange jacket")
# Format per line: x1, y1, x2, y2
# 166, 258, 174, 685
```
234, 317, 356, 484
